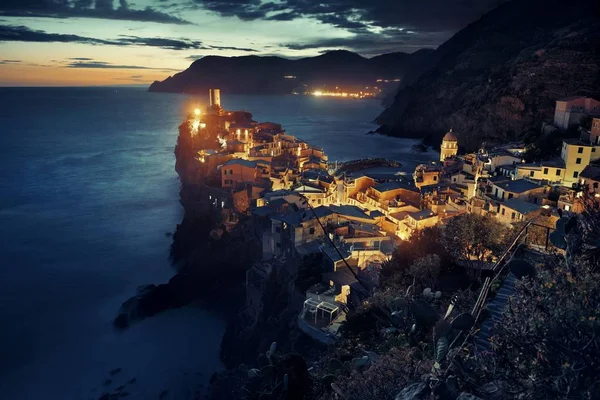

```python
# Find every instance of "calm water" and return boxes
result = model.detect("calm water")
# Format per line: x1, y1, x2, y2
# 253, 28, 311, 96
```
0, 87, 436, 399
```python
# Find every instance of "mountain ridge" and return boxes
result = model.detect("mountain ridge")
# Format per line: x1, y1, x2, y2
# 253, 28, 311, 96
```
376, 0, 600, 150
148, 49, 434, 95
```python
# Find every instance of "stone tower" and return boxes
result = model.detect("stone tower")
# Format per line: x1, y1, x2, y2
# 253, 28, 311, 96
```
209, 89, 221, 107
440, 128, 459, 162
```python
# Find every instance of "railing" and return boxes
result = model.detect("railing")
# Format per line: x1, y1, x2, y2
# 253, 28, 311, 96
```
445, 222, 532, 364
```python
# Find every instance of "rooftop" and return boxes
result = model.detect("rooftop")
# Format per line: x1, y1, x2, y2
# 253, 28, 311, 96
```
329, 205, 374, 221
408, 209, 437, 221
373, 181, 417, 193
563, 138, 594, 146
502, 198, 540, 215
494, 179, 543, 193
223, 158, 256, 168
580, 165, 600, 181
443, 129, 458, 142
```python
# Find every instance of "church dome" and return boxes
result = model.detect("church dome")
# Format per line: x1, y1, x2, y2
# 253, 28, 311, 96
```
443, 129, 458, 142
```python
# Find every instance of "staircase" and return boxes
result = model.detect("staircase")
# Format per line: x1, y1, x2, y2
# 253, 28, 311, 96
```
474, 273, 518, 351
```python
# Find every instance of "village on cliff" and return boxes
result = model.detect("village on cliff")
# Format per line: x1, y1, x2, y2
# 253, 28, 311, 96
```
180, 89, 600, 344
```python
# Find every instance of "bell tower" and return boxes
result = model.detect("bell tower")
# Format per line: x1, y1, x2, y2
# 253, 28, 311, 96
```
440, 128, 459, 162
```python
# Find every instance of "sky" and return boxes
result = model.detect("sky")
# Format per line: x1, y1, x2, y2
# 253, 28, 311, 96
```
0, 0, 506, 86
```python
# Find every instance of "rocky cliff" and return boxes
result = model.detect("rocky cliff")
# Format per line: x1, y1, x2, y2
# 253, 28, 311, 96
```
376, 0, 600, 150
148, 50, 433, 95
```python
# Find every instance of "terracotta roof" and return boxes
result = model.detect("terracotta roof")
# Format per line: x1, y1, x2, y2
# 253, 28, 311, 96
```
443, 129, 458, 142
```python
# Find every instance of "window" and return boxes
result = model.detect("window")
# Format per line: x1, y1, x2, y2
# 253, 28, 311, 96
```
593, 182, 598, 189
578, 147, 583, 154
494, 188, 498, 197
501, 208, 505, 215
433, 175, 438, 181
573, 171, 579, 178
576, 158, 582, 164
309, 227, 315, 235
529, 171, 534, 177
556, 169, 561, 176
275, 226, 281, 233
224, 179, 232, 185
593, 148, 596, 152
543, 168, 548, 175
276, 242, 281, 248
508, 193, 514, 199
511, 212, 516, 220
501, 192, 505, 200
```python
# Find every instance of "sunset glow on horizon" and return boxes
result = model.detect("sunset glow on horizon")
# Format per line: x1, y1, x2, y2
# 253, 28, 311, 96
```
0, 0, 506, 86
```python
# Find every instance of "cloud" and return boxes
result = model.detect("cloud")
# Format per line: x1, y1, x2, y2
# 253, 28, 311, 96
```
115, 35, 209, 50
68, 57, 94, 60
0, 25, 208, 50
65, 60, 178, 71
284, 31, 444, 56
0, 59, 21, 64
194, 0, 507, 51
0, 0, 191, 25
209, 45, 257, 52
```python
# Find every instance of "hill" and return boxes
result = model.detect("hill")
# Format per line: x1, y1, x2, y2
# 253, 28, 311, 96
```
376, 0, 600, 151
148, 49, 433, 95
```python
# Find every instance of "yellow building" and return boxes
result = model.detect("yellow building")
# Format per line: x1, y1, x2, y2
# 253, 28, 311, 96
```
560, 139, 600, 187
440, 129, 459, 162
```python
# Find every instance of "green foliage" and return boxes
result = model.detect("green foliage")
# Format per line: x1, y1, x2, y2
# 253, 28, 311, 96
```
409, 254, 441, 288
442, 214, 511, 269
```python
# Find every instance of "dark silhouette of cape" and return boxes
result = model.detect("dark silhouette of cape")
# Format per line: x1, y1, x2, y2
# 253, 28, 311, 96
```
148, 49, 433, 95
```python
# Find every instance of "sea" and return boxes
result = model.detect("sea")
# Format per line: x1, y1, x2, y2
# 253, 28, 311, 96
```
0, 87, 438, 400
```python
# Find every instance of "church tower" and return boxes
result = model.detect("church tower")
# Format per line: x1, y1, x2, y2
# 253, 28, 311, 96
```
440, 128, 459, 162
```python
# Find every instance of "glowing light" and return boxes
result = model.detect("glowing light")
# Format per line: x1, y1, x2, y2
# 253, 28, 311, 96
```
190, 119, 200, 136
313, 91, 323, 96
199, 122, 206, 129
194, 108, 201, 116
217, 135, 227, 149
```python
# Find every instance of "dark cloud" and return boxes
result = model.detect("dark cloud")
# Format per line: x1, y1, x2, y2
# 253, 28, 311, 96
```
116, 35, 209, 50
65, 60, 178, 70
0, 25, 208, 50
0, 59, 22, 64
196, 0, 505, 32
209, 45, 257, 52
68, 57, 93, 60
0, 0, 191, 25
195, 0, 507, 52
284, 31, 444, 56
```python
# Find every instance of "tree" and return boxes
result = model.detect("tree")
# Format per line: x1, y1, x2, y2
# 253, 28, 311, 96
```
442, 214, 510, 271
409, 254, 441, 289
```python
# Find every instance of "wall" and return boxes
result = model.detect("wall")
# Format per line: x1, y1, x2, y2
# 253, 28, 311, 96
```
221, 163, 257, 188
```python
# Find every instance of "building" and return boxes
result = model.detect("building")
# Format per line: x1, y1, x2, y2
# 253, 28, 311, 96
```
513, 158, 565, 183
489, 179, 546, 203
440, 129, 459, 162
497, 198, 540, 225
414, 164, 441, 188
579, 165, 600, 193
553, 96, 600, 130
221, 158, 258, 188
560, 139, 600, 187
